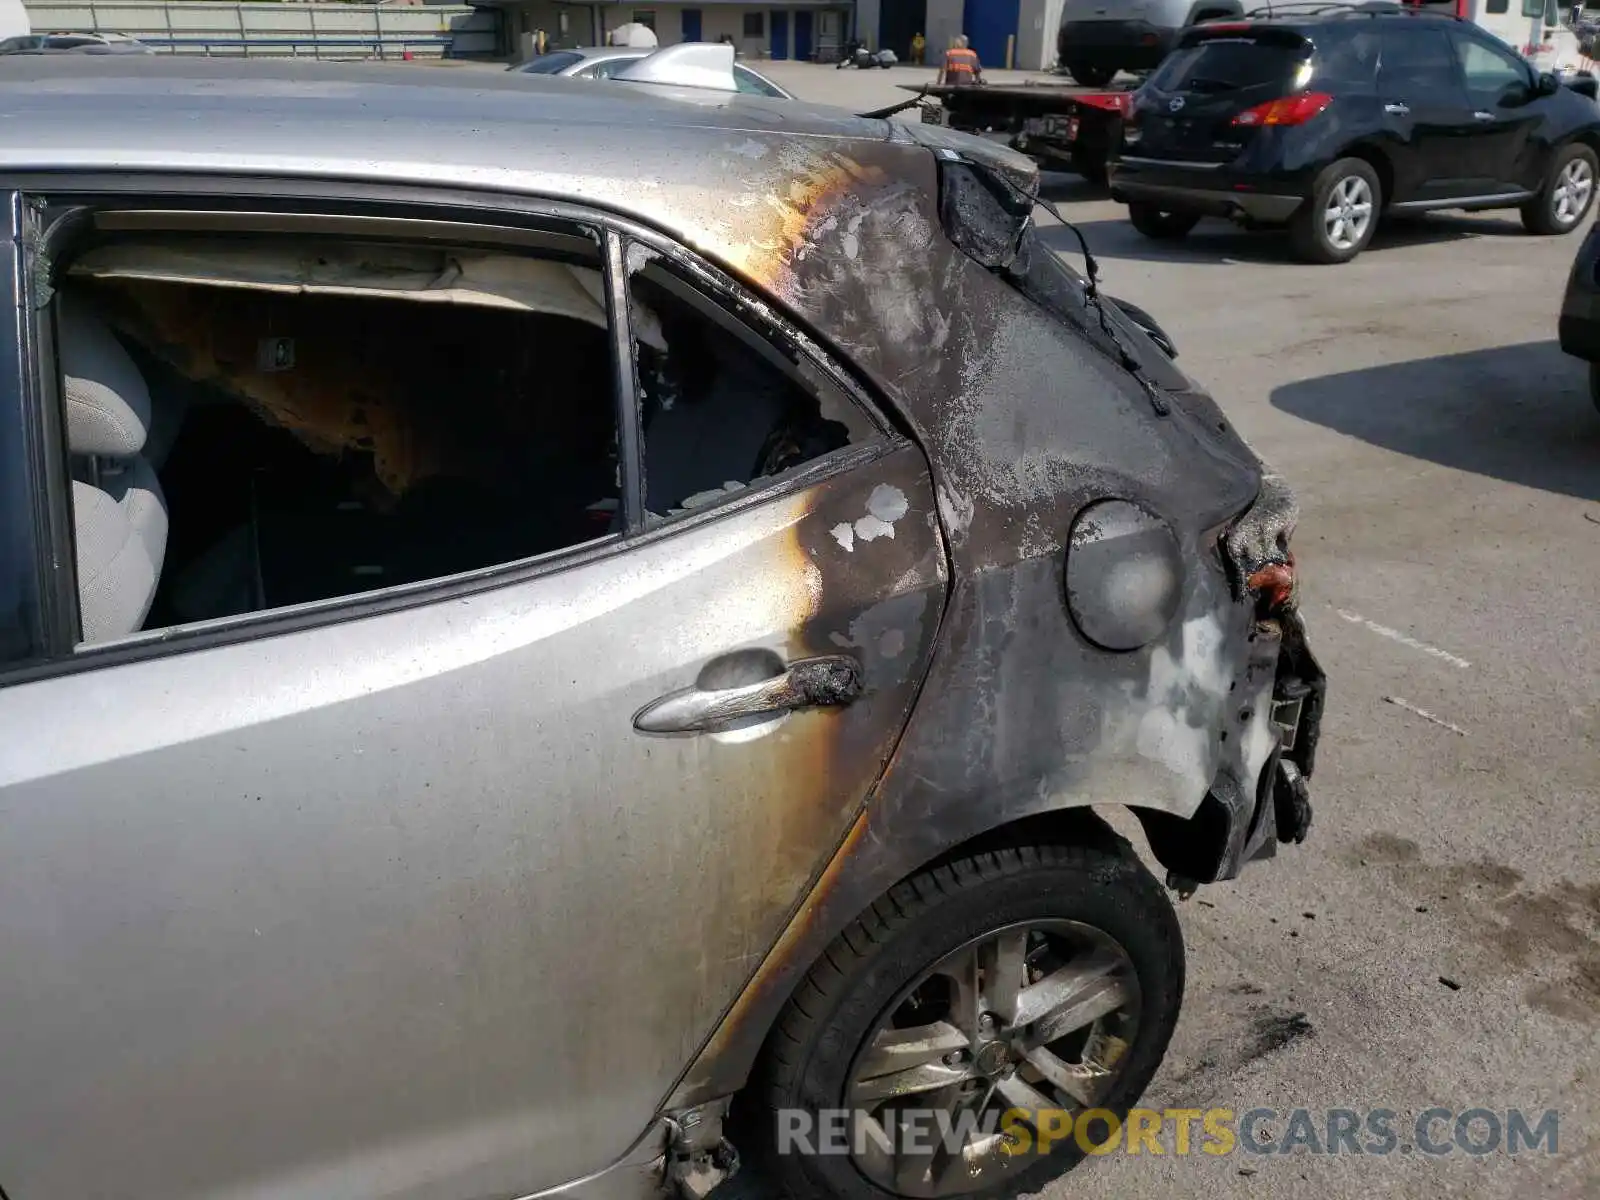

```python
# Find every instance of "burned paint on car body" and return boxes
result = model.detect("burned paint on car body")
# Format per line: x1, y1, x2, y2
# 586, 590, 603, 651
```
0, 56, 1321, 1199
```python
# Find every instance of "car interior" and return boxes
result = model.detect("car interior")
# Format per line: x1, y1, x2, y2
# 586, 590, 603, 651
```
52, 229, 861, 647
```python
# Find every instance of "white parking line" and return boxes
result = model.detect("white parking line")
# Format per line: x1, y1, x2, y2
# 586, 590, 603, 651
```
1333, 608, 1471, 670
1383, 696, 1468, 737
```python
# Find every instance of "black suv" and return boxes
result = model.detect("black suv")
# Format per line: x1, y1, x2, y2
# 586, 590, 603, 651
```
1108, 2, 1600, 262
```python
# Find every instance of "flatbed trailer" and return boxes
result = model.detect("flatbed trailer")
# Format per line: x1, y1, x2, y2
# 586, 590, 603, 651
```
901, 78, 1143, 184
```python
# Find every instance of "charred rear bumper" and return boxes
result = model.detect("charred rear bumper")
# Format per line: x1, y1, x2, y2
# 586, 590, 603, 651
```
1136, 472, 1324, 886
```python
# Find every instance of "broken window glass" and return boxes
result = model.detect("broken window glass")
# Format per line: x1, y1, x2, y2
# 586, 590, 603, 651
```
624, 251, 875, 527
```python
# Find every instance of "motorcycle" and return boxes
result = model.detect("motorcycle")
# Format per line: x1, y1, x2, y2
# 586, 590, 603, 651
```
836, 41, 897, 69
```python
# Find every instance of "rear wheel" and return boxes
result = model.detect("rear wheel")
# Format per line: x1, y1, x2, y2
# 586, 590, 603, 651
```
1522, 143, 1598, 235
1127, 202, 1201, 239
743, 841, 1184, 1199
1071, 148, 1109, 186
1067, 61, 1116, 87
1291, 157, 1381, 263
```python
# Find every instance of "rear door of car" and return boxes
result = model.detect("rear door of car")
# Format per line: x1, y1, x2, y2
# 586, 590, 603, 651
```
1133, 26, 1313, 164
0, 186, 949, 1200
1376, 20, 1476, 202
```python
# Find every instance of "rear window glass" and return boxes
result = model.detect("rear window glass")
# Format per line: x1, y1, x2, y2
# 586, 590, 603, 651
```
518, 51, 585, 74
1158, 37, 1305, 92
1149, 38, 1306, 92
734, 66, 785, 96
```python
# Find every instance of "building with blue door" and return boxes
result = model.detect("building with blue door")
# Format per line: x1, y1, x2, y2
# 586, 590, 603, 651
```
492, 1, 852, 61
856, 0, 1065, 68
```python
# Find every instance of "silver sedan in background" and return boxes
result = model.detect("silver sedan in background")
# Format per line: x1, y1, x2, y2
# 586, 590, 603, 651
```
509, 44, 794, 97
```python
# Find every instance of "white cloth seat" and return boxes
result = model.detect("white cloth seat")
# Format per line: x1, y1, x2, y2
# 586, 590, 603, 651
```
59, 297, 168, 643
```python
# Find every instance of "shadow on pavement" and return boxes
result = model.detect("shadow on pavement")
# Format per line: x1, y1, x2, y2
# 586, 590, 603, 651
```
1038, 211, 1528, 266
1270, 341, 1600, 502
1038, 173, 1107, 204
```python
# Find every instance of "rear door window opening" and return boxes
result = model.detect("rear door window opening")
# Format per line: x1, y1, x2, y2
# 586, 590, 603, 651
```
31, 206, 880, 652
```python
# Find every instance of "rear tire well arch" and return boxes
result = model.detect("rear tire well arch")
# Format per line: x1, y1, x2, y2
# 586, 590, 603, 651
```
1569, 129, 1600, 158
919, 804, 1135, 873
1342, 143, 1395, 208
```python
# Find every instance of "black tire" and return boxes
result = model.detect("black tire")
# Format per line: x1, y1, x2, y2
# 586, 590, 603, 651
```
1290, 156, 1382, 264
1066, 61, 1116, 88
1521, 142, 1599, 235
1128, 201, 1201, 239
743, 841, 1185, 1200
1071, 148, 1109, 186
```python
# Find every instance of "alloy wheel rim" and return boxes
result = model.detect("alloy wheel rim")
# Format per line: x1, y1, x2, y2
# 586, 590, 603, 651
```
843, 919, 1141, 1197
1323, 175, 1373, 251
1554, 158, 1594, 224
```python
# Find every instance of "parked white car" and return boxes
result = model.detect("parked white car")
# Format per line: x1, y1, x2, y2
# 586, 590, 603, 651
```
509, 44, 794, 98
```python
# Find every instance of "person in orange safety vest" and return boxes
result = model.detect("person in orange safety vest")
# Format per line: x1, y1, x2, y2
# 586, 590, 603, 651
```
938, 35, 983, 86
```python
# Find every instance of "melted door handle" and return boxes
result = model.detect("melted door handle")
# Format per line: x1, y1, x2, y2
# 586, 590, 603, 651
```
633, 655, 864, 734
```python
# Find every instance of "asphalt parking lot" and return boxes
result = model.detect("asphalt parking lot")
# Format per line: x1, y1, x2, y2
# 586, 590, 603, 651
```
761, 62, 1600, 1200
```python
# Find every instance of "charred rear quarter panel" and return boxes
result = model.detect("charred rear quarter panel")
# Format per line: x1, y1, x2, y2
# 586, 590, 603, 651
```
668, 139, 1271, 1108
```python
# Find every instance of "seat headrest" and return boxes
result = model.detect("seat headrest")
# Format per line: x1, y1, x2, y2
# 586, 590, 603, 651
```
58, 298, 152, 457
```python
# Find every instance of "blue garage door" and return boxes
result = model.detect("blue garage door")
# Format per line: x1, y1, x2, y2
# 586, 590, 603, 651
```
963, 0, 1019, 68
682, 7, 702, 39
771, 9, 789, 59
794, 9, 813, 60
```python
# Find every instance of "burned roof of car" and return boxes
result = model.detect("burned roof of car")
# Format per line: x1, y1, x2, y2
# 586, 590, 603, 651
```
0, 57, 1039, 308
0, 55, 914, 183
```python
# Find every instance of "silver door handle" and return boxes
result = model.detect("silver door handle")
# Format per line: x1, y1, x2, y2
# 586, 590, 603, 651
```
1474, 110, 1496, 121
1384, 102, 1410, 114
633, 655, 863, 734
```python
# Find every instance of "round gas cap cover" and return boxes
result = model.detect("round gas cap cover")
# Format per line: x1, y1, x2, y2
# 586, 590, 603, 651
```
1066, 500, 1184, 651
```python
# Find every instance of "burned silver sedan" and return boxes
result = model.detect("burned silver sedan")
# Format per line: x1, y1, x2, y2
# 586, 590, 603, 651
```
0, 50, 1322, 1200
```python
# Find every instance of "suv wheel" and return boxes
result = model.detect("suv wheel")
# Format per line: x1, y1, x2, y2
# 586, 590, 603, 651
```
742, 841, 1184, 1199
1522, 143, 1599, 235
1292, 157, 1381, 263
1127, 202, 1201, 239
1067, 61, 1116, 87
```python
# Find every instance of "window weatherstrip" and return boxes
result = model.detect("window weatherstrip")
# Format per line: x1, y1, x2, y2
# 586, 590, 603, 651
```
13, 194, 79, 654
603, 229, 647, 535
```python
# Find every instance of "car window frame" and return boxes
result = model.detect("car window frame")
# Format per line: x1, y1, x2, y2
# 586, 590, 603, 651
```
0, 190, 76, 671
0, 176, 900, 684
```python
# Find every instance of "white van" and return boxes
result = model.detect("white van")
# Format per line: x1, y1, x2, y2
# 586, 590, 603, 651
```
0, 0, 31, 40
1414, 0, 1586, 73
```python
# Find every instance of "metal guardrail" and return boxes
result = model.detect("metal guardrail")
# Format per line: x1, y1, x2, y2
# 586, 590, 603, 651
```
23, 2, 502, 60
131, 34, 457, 59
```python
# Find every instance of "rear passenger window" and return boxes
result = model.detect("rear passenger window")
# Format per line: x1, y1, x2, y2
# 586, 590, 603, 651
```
623, 251, 876, 525
1311, 28, 1380, 89
48, 221, 624, 645
1379, 26, 1460, 95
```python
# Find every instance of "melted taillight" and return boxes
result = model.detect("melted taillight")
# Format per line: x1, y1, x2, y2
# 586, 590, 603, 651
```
1232, 92, 1333, 127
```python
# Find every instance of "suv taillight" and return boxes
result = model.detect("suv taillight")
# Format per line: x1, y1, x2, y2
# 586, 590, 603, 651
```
1231, 92, 1333, 127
